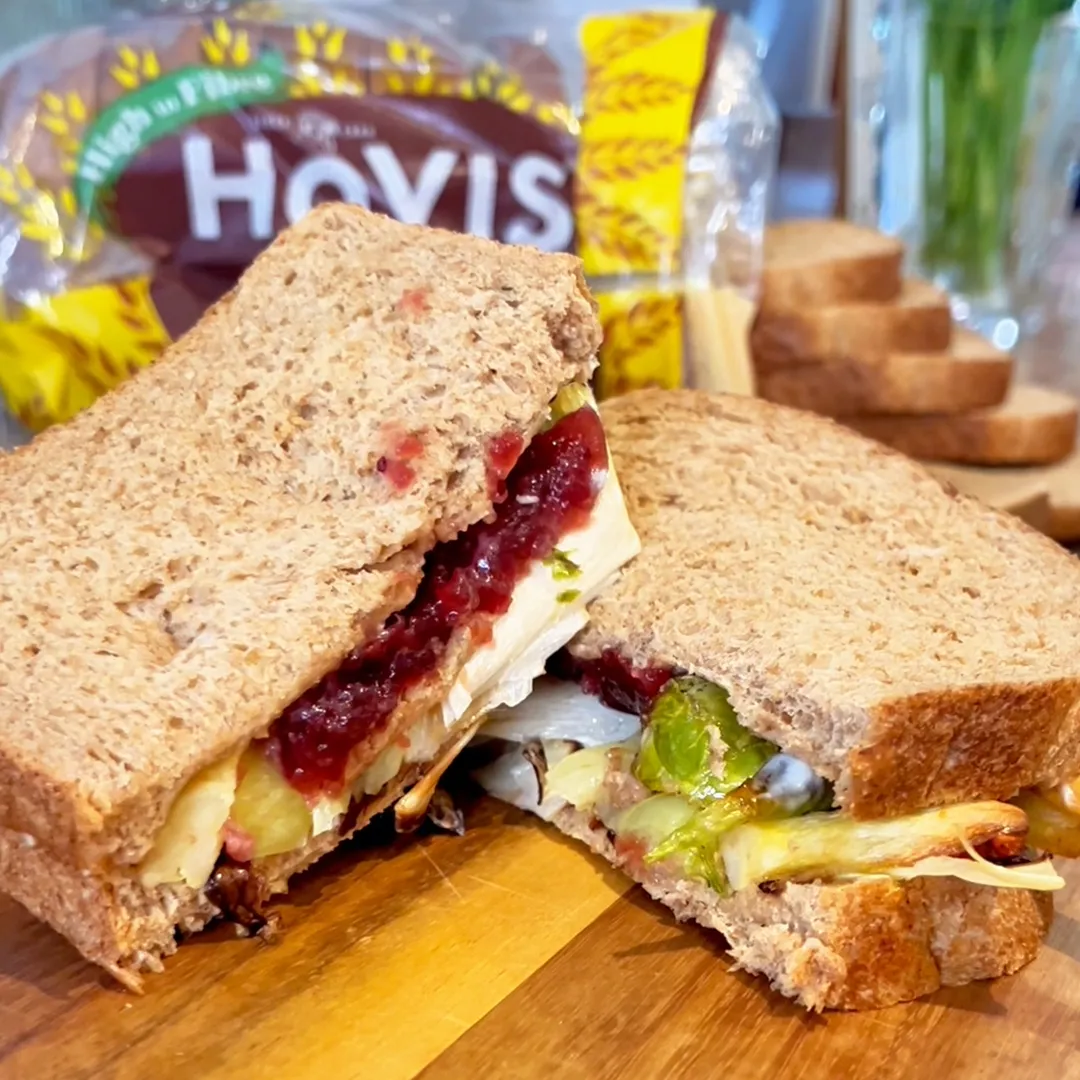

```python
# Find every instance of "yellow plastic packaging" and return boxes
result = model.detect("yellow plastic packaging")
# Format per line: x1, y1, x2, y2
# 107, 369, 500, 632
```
0, 3, 776, 439
579, 10, 777, 399
0, 280, 167, 432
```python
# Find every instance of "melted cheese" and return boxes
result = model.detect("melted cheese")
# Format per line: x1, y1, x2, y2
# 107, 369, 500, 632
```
443, 463, 639, 729
885, 852, 1065, 891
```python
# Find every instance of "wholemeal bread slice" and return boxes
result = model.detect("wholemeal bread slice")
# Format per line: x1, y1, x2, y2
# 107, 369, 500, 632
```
553, 804, 1052, 1011
848, 385, 1078, 465
573, 389, 1080, 819
759, 220, 904, 315
757, 327, 1012, 417
0, 204, 600, 979
752, 277, 953, 371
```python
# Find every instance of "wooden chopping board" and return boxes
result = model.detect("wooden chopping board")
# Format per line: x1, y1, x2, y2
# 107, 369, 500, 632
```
929, 454, 1080, 542
2, 793, 1079, 1080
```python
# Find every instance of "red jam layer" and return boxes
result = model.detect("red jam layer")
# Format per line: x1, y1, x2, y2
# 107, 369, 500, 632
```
551, 647, 674, 717
273, 405, 609, 796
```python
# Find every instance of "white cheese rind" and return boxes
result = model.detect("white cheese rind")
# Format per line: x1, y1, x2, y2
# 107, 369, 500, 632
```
883, 854, 1064, 891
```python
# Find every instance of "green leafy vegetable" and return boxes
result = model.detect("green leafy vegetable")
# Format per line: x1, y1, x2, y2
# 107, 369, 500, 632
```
918, 0, 1073, 296
626, 679, 831, 895
633, 677, 776, 802
640, 754, 832, 894
644, 788, 761, 895
544, 746, 610, 809
545, 740, 639, 810
556, 589, 581, 604
544, 549, 582, 581
614, 794, 696, 849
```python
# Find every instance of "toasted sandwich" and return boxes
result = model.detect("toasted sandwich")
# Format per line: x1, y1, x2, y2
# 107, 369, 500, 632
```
476, 388, 1080, 1011
0, 205, 639, 987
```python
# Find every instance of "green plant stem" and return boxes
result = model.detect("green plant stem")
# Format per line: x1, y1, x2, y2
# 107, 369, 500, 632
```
918, 0, 1069, 297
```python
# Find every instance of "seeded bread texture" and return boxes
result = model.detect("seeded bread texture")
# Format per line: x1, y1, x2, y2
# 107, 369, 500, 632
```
0, 203, 599, 873
554, 806, 1052, 1010
752, 278, 953, 371
849, 385, 1078, 466
760, 220, 904, 314
572, 389, 1080, 818
757, 328, 1012, 417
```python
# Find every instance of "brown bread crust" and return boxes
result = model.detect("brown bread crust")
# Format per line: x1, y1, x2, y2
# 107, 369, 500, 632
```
573, 389, 1080, 817
752, 278, 953, 372
759, 220, 903, 314
0, 204, 598, 868
553, 806, 1052, 1010
848, 386, 1078, 466
757, 328, 1012, 417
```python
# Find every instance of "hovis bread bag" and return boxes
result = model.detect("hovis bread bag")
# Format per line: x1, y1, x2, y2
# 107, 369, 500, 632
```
0, 2, 776, 437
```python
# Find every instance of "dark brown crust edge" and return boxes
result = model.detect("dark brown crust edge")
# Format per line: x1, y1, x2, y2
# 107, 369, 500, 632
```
850, 680, 1080, 820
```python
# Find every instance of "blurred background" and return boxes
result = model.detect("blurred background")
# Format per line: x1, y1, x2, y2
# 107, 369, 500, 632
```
3, 1, 1073, 317
0, 0, 1077, 531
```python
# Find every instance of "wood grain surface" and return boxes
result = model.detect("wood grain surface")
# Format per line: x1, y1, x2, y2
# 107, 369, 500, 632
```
2, 790, 1079, 1080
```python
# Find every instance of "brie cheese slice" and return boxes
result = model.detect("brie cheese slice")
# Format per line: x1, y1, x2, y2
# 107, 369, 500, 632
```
311, 444, 640, 837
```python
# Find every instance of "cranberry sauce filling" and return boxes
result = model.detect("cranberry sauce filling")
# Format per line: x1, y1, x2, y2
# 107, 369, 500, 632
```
550, 647, 675, 717
272, 405, 609, 796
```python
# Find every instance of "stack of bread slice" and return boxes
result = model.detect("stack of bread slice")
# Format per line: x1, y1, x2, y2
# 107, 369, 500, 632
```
752, 220, 1080, 539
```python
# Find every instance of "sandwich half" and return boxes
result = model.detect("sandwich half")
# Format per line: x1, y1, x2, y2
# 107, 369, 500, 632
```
0, 205, 640, 987
476, 388, 1080, 1011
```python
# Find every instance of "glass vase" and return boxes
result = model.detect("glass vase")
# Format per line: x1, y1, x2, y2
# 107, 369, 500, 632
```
878, 0, 1080, 344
